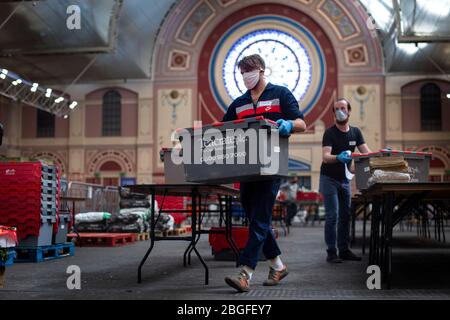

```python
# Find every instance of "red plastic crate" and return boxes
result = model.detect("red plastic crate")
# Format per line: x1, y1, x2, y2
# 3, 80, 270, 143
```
155, 196, 184, 210
296, 191, 320, 202
0, 162, 42, 178
0, 161, 61, 238
209, 226, 249, 253
170, 212, 187, 226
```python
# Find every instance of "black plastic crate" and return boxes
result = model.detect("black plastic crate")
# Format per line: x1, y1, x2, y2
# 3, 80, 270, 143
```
41, 208, 57, 216
160, 148, 199, 184
41, 193, 57, 203
41, 200, 58, 210
17, 215, 56, 248
179, 116, 289, 184
41, 165, 57, 174
41, 179, 59, 189
41, 172, 58, 181
119, 198, 150, 209
53, 214, 71, 244
353, 150, 432, 190
41, 186, 59, 195
118, 187, 147, 200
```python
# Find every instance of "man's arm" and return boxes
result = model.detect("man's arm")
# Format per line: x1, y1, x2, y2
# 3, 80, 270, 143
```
281, 89, 306, 133
356, 128, 370, 153
357, 144, 371, 153
323, 146, 338, 164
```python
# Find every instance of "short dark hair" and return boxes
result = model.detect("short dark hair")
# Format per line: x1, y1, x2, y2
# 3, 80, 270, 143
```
333, 98, 352, 113
237, 54, 265, 72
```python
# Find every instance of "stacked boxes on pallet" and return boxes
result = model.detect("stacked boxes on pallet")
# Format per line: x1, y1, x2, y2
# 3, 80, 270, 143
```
0, 161, 60, 248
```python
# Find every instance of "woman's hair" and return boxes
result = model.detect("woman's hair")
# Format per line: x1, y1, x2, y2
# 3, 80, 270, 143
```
237, 54, 266, 72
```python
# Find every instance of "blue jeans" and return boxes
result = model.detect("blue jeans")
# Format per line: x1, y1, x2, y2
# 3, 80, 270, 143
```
239, 179, 282, 269
319, 174, 351, 254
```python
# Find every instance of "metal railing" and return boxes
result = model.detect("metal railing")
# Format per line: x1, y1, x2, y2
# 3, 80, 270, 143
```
61, 181, 120, 216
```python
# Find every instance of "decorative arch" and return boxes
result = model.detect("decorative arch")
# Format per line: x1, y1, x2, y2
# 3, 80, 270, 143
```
401, 78, 450, 91
152, 0, 384, 128
87, 150, 134, 175
415, 146, 450, 169
30, 151, 67, 174
198, 4, 338, 128
85, 86, 138, 100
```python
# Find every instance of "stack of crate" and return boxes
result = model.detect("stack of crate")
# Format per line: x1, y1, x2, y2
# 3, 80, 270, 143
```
0, 161, 60, 247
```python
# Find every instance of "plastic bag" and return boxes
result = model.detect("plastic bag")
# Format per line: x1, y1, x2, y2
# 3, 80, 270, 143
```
368, 169, 411, 186
75, 212, 112, 223
155, 213, 174, 232
0, 226, 17, 248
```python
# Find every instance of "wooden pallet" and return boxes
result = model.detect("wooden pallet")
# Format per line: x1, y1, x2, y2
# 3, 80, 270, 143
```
135, 232, 150, 241
154, 227, 190, 237
15, 243, 74, 263
67, 233, 137, 247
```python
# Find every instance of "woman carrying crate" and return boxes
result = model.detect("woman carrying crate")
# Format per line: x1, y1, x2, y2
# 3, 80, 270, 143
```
222, 54, 306, 292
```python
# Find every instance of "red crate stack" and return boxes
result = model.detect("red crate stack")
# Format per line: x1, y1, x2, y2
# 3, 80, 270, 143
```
209, 226, 249, 254
155, 196, 184, 210
296, 191, 321, 202
0, 161, 61, 242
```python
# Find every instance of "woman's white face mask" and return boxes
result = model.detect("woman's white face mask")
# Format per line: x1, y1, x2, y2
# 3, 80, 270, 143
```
242, 70, 261, 90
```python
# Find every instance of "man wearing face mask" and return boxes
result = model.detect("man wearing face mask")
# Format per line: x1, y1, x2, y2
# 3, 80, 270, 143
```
222, 54, 306, 292
320, 98, 371, 263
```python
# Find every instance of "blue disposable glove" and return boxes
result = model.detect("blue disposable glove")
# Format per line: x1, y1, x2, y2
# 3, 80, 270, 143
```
276, 119, 294, 137
337, 151, 352, 164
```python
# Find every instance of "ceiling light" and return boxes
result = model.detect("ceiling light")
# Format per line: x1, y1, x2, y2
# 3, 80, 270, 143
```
63, 115, 69, 119
31, 83, 38, 92
55, 97, 64, 103
417, 43, 427, 49
12, 79, 22, 86
0, 69, 7, 80
447, 93, 450, 99
69, 101, 78, 109
45, 88, 52, 98
398, 43, 419, 55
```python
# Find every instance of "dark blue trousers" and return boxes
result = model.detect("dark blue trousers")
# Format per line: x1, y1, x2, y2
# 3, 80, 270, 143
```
239, 179, 282, 269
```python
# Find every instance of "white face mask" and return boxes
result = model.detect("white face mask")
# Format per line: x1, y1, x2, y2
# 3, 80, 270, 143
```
335, 109, 348, 122
242, 70, 261, 90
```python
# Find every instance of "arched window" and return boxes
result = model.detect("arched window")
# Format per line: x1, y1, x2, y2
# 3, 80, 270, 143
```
102, 90, 121, 136
37, 109, 55, 137
420, 83, 442, 131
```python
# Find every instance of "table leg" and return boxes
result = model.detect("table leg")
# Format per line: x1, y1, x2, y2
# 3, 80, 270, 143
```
379, 200, 386, 273
138, 190, 156, 284
189, 234, 202, 265
190, 191, 209, 285
183, 242, 193, 267
369, 198, 380, 266
362, 201, 367, 255
225, 195, 240, 267
219, 195, 224, 228
350, 202, 356, 248
188, 195, 203, 265
440, 203, 446, 243
70, 200, 81, 246
383, 192, 394, 289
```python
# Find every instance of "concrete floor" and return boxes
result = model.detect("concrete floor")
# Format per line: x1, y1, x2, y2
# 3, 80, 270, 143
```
1, 222, 450, 300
